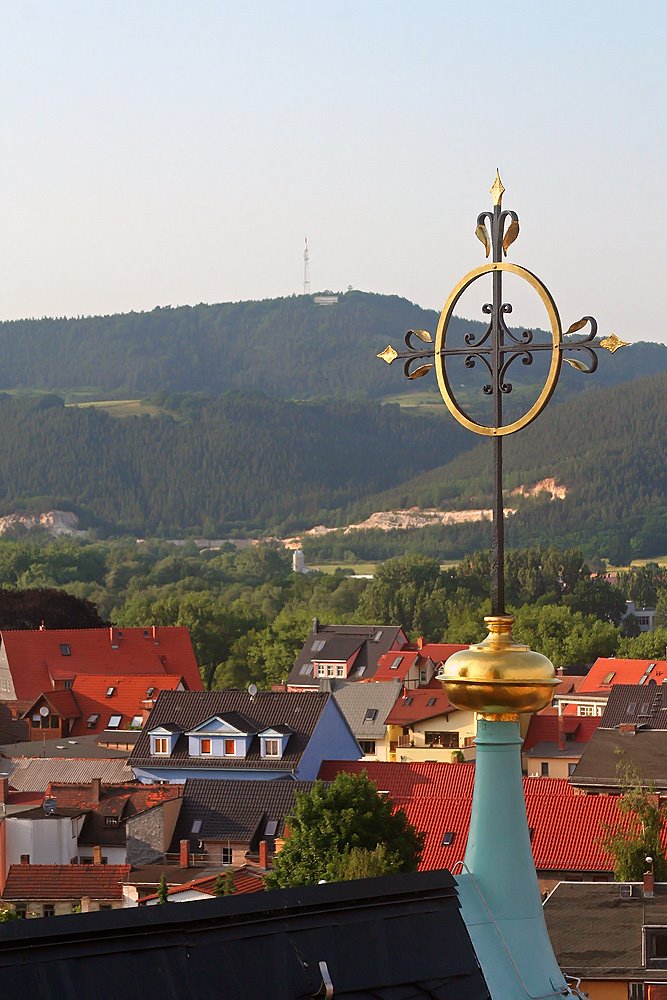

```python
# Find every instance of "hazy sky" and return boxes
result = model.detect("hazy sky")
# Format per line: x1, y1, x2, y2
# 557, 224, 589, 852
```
0, 0, 664, 342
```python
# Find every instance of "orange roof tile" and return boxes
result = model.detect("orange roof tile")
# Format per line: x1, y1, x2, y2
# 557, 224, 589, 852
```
385, 688, 455, 726
416, 643, 468, 663
138, 865, 266, 903
2, 864, 130, 900
0, 626, 202, 701
580, 657, 667, 693
374, 650, 420, 681
46, 781, 182, 815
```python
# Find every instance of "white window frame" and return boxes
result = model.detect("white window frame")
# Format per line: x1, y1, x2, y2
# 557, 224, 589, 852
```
153, 737, 169, 755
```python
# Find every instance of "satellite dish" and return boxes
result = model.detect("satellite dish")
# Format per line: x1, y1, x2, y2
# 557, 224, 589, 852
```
248, 683, 258, 698
39, 706, 49, 718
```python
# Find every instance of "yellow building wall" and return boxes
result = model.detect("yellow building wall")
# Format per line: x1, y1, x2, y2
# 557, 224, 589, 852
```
579, 979, 627, 1000
524, 755, 578, 779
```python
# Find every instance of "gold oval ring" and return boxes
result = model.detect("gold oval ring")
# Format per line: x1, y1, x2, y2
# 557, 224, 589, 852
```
434, 262, 563, 436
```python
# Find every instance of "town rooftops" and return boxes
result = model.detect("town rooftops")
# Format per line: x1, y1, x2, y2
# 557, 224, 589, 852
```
2, 863, 131, 901
0, 732, 129, 761
522, 714, 601, 756
599, 682, 667, 729
287, 621, 406, 687
0, 626, 202, 701
130, 690, 332, 771
570, 726, 667, 790
138, 865, 266, 903
46, 781, 182, 846
169, 778, 317, 850
544, 881, 667, 983
579, 656, 667, 694
385, 687, 455, 727
4, 757, 135, 792
319, 759, 650, 875
329, 680, 402, 738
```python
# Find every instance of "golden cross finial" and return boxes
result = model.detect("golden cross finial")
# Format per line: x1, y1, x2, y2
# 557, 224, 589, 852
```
490, 169, 505, 207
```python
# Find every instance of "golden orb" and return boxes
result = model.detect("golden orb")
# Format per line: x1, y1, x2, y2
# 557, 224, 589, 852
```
438, 615, 558, 719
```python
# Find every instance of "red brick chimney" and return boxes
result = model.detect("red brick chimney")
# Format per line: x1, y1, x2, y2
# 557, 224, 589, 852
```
557, 715, 565, 752
258, 839, 269, 870
179, 839, 190, 869
91, 778, 101, 804
20, 854, 30, 865
93, 845, 102, 865
619, 723, 637, 735
0, 777, 9, 804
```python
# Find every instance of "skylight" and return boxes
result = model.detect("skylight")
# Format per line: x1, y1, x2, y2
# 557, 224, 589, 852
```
130, 715, 143, 728
107, 715, 122, 729
442, 831, 455, 846
364, 708, 378, 723
602, 671, 616, 684
106, 687, 116, 698
389, 656, 403, 670
427, 697, 436, 707
627, 702, 636, 714
86, 714, 100, 728
191, 819, 202, 834
311, 639, 325, 652
146, 686, 156, 698
404, 696, 413, 706
264, 819, 278, 837
60, 644, 71, 656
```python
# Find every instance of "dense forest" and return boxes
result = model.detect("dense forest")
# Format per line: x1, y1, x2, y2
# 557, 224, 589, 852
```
0, 291, 664, 401
0, 371, 664, 558
0, 391, 469, 535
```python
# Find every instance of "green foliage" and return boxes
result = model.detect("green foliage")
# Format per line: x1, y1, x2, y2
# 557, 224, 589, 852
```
213, 871, 236, 896
355, 555, 449, 638
326, 843, 404, 881
512, 604, 619, 669
601, 755, 667, 881
265, 772, 424, 889
157, 873, 169, 904
616, 628, 667, 660
0, 907, 18, 922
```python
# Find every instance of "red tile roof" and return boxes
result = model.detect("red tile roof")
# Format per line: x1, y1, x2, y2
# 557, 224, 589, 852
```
0, 626, 202, 701
580, 657, 667, 693
385, 688, 455, 726
138, 865, 266, 902
69, 673, 185, 735
522, 715, 601, 752
2, 864, 130, 900
319, 759, 644, 874
416, 643, 468, 663
374, 650, 420, 681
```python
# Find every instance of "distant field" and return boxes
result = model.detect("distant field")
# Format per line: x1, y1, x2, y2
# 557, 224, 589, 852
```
67, 399, 167, 418
309, 559, 461, 575
606, 555, 667, 572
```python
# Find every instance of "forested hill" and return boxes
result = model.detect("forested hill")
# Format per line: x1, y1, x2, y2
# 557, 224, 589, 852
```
0, 392, 469, 535
356, 372, 667, 562
0, 291, 664, 399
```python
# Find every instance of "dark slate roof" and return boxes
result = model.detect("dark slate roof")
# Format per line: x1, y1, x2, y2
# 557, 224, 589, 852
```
0, 870, 490, 1000
168, 778, 318, 850
330, 680, 402, 738
600, 682, 667, 729
544, 881, 667, 980
524, 741, 586, 759
570, 727, 667, 790
130, 690, 330, 771
288, 623, 405, 687
0, 733, 129, 762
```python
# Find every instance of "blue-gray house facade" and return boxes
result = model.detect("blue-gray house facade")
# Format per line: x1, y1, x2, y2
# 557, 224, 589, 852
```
129, 689, 362, 783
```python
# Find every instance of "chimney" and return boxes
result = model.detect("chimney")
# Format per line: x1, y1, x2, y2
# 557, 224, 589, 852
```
91, 778, 101, 804
179, 839, 190, 869
20, 854, 30, 865
619, 723, 637, 735
258, 839, 269, 870
93, 845, 102, 865
417, 636, 424, 650
152, 625, 157, 640
557, 715, 565, 751
312, 617, 319, 634
644, 859, 655, 899
0, 777, 9, 804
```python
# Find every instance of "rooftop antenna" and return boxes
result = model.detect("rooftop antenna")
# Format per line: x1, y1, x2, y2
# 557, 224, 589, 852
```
303, 237, 310, 296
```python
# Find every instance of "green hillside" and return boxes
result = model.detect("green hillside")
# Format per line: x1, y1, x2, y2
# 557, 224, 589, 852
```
0, 291, 664, 401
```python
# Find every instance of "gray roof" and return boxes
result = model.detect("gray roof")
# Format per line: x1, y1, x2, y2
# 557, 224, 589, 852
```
130, 690, 330, 771
570, 727, 667, 790
600, 682, 667, 729
524, 741, 585, 759
169, 778, 319, 850
545, 881, 667, 980
288, 623, 405, 687
6, 757, 134, 792
330, 680, 402, 738
0, 733, 129, 761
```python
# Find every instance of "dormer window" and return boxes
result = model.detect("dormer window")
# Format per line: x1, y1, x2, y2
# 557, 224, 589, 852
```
201, 738, 212, 755
224, 739, 236, 756
154, 737, 169, 754
258, 727, 291, 759
264, 739, 280, 757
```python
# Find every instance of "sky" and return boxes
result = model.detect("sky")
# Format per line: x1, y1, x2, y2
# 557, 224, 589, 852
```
0, 0, 664, 342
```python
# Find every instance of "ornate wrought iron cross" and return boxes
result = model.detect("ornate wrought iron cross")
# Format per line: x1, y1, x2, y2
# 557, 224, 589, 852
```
378, 171, 627, 616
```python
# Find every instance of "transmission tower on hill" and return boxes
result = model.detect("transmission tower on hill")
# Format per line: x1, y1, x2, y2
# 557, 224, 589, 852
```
303, 237, 310, 295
